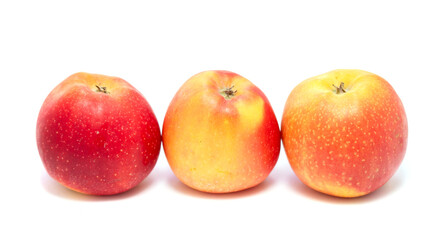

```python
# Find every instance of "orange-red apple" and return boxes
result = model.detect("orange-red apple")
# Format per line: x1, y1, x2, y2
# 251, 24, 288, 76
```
163, 70, 280, 193
37, 72, 161, 195
282, 69, 407, 198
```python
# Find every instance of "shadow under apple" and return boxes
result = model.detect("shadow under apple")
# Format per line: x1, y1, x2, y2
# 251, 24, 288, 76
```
40, 170, 156, 201
167, 174, 276, 199
288, 167, 406, 204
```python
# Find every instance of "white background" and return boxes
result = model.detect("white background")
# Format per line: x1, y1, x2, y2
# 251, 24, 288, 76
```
1, 0, 442, 239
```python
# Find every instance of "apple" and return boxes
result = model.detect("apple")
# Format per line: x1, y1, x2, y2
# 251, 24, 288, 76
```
36, 72, 161, 195
282, 69, 407, 198
163, 70, 280, 193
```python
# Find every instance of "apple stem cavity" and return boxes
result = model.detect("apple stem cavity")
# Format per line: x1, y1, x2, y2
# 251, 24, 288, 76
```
219, 85, 237, 100
95, 84, 110, 94
333, 82, 347, 94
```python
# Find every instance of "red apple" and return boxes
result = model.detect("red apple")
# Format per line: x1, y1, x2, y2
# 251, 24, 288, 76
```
36, 72, 161, 195
163, 70, 281, 193
282, 69, 407, 198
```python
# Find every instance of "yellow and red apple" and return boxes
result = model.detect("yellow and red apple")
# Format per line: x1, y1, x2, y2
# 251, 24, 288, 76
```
36, 72, 161, 195
282, 69, 407, 198
163, 70, 281, 193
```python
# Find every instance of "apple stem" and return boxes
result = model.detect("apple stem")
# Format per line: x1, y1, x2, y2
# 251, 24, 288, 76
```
219, 85, 237, 100
95, 84, 109, 94
333, 82, 346, 94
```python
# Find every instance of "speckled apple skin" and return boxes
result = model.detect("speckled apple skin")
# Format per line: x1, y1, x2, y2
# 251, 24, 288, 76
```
163, 70, 281, 193
282, 70, 408, 198
37, 72, 161, 195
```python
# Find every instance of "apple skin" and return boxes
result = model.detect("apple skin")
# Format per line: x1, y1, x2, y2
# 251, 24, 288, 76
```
163, 70, 281, 193
282, 70, 407, 198
36, 72, 161, 195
